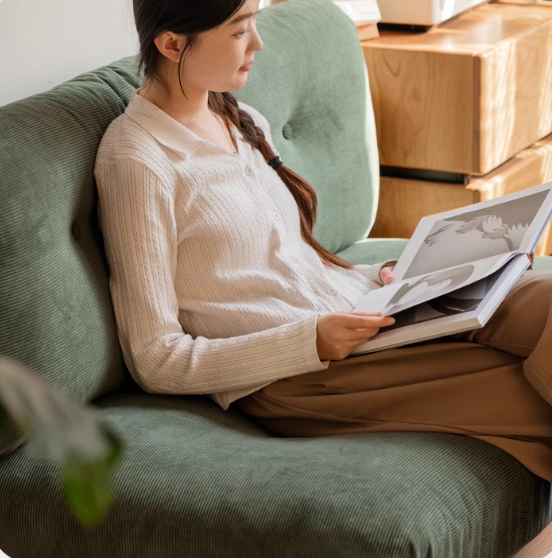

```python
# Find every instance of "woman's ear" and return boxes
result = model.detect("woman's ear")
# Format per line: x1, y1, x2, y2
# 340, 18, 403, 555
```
154, 32, 185, 64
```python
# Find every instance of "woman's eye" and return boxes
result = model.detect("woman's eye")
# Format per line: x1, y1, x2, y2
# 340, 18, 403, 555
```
236, 12, 257, 37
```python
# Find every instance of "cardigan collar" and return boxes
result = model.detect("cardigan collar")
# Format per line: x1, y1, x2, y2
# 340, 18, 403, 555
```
125, 88, 243, 158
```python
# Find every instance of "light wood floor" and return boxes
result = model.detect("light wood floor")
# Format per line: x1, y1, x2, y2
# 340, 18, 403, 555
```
513, 523, 552, 558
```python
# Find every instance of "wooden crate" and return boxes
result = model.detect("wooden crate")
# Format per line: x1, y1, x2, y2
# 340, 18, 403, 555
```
362, 3, 552, 176
356, 22, 379, 41
370, 133, 552, 256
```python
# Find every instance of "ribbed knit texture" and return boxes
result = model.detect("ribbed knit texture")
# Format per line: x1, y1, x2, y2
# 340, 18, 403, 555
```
93, 90, 393, 411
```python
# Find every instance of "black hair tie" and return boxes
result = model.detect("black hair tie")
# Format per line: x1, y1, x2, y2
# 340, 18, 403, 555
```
268, 155, 283, 171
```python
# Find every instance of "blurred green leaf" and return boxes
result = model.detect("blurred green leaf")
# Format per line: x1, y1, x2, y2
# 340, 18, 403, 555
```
0, 356, 124, 525
63, 430, 124, 525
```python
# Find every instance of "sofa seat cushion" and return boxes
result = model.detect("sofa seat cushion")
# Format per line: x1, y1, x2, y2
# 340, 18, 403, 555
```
0, 389, 550, 557
528, 255, 552, 273
336, 238, 409, 265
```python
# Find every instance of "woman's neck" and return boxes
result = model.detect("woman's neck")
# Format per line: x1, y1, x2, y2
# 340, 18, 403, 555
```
139, 81, 211, 127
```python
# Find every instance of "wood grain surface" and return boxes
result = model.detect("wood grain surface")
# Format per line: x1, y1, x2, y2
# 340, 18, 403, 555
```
498, 0, 552, 5
362, 3, 552, 175
370, 133, 552, 256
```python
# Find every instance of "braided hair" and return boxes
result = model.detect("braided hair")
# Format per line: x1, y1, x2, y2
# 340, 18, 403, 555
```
133, 0, 356, 270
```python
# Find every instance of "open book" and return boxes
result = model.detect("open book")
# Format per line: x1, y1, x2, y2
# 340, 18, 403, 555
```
349, 181, 552, 357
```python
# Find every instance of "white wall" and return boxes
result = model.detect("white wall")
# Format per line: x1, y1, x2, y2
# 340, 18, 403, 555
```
0, 0, 139, 107
0, 0, 285, 108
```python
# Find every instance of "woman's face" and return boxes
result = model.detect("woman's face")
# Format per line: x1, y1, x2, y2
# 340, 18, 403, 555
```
179, 0, 264, 94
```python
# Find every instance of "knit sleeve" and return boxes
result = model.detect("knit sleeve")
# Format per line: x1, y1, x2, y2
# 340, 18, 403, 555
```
94, 157, 330, 396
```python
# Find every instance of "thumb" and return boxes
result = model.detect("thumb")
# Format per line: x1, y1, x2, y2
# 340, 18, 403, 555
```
350, 311, 383, 316
380, 268, 394, 284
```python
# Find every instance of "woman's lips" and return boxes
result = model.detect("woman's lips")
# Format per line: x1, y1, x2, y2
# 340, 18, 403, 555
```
240, 62, 252, 71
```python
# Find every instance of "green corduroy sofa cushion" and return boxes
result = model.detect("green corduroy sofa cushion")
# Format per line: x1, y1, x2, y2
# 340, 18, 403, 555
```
1, 0, 552, 555
0, 0, 380, 456
0, 61, 148, 455
1, 389, 551, 558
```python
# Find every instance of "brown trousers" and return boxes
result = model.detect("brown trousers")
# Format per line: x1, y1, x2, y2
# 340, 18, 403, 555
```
232, 273, 552, 483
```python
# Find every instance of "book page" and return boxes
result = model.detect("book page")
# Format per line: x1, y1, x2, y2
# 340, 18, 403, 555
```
391, 182, 552, 282
353, 252, 515, 317
349, 254, 531, 356
379, 266, 505, 331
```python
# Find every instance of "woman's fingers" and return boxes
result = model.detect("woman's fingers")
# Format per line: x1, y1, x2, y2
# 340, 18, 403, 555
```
341, 313, 395, 329
350, 323, 393, 342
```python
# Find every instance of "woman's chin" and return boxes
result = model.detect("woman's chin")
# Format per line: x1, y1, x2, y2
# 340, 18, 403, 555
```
228, 74, 248, 91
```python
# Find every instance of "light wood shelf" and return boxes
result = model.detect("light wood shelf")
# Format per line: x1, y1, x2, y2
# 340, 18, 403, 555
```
370, 132, 552, 256
362, 2, 552, 176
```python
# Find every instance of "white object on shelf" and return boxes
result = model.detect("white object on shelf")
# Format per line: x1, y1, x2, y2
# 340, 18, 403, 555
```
332, 0, 382, 23
376, 0, 489, 26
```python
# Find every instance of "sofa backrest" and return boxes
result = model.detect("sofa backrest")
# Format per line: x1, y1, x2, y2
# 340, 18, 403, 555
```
234, 0, 380, 255
0, 60, 143, 455
0, 0, 379, 454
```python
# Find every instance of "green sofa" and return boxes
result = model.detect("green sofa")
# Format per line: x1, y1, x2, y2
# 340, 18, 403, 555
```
1, 0, 552, 556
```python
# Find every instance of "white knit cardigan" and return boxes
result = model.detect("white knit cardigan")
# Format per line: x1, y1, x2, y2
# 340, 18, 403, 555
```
93, 89, 394, 411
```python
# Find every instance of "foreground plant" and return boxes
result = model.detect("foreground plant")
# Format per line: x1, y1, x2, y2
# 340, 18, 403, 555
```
0, 356, 124, 526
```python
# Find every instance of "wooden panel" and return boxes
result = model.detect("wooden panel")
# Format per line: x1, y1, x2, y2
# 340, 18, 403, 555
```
469, 134, 552, 255
467, 134, 552, 201
363, 49, 474, 173
362, 3, 552, 175
370, 178, 475, 238
356, 23, 379, 41
476, 6, 552, 174
370, 133, 552, 256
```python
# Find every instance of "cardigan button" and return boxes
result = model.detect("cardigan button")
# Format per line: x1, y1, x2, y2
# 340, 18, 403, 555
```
245, 166, 253, 176
282, 123, 292, 139
328, 289, 337, 296
272, 211, 280, 220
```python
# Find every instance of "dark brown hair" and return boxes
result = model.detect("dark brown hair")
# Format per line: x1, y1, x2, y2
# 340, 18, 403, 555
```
132, 0, 354, 270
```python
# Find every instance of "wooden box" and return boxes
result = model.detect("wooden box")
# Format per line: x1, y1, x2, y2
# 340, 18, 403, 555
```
356, 22, 379, 41
369, 132, 552, 256
362, 3, 552, 176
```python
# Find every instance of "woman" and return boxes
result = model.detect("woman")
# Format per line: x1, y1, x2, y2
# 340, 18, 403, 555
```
94, 0, 552, 484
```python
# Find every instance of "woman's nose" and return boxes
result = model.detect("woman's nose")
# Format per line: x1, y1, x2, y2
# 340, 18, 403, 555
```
251, 29, 263, 52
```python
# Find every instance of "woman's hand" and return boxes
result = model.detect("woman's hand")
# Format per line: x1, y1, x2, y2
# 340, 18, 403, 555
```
316, 311, 396, 361
379, 263, 396, 285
